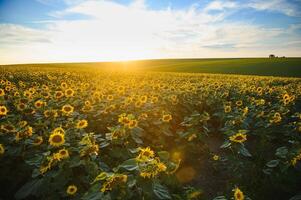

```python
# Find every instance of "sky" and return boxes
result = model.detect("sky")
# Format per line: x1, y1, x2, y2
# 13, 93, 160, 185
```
0, 0, 301, 64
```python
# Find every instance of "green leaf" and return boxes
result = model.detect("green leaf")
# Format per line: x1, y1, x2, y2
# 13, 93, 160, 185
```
262, 168, 273, 175
119, 158, 138, 171
239, 146, 252, 157
15, 179, 44, 199
153, 182, 171, 200
220, 140, 231, 148
266, 160, 280, 168
25, 155, 43, 167
289, 194, 301, 200
158, 151, 170, 160
131, 130, 143, 144
212, 196, 228, 200
92, 172, 108, 183
275, 146, 288, 159
82, 184, 105, 200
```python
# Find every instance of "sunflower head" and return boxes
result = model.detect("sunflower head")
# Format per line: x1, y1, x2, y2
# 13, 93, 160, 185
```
136, 147, 155, 162
128, 119, 138, 129
66, 185, 77, 195
224, 105, 231, 113
236, 100, 243, 106
61, 104, 74, 115
212, 154, 220, 161
0, 89, 5, 96
229, 132, 247, 143
33, 136, 43, 146
0, 144, 4, 155
1, 124, 16, 133
54, 148, 69, 160
55, 91, 64, 99
76, 120, 88, 129
65, 88, 75, 97
233, 187, 244, 200
49, 132, 65, 147
162, 114, 172, 122
34, 100, 44, 108
140, 95, 148, 103
0, 105, 8, 116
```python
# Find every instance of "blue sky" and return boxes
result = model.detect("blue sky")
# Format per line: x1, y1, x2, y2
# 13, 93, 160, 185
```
0, 0, 301, 64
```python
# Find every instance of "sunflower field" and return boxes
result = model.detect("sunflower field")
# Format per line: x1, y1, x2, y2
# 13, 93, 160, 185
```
0, 65, 301, 200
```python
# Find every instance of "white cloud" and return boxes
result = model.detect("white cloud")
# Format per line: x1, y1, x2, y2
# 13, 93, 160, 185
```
248, 0, 300, 16
0, 0, 301, 64
204, 0, 238, 11
0, 24, 51, 45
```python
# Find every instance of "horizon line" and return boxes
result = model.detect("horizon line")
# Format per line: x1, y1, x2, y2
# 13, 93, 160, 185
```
1, 56, 300, 66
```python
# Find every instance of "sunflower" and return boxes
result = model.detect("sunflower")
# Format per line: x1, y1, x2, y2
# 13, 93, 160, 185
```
1, 124, 16, 133
19, 120, 28, 127
242, 107, 248, 117
55, 148, 69, 160
118, 113, 130, 125
157, 162, 167, 171
33, 136, 43, 146
84, 100, 91, 106
256, 87, 263, 94
162, 114, 172, 122
61, 104, 74, 115
65, 88, 74, 97
140, 95, 148, 103
49, 132, 65, 147
139, 159, 166, 178
135, 101, 143, 108
229, 132, 247, 143
151, 96, 158, 103
128, 119, 138, 129
100, 174, 127, 192
82, 105, 93, 112
187, 190, 202, 199
233, 187, 244, 200
55, 91, 64, 99
212, 154, 220, 161
291, 152, 301, 166
34, 100, 44, 108
53, 127, 65, 134
17, 103, 26, 110
136, 147, 155, 162
24, 126, 33, 137
76, 119, 88, 129
61, 82, 68, 89
224, 105, 231, 113
236, 100, 243, 106
14, 91, 20, 97
107, 95, 113, 101
66, 185, 77, 195
0, 144, 4, 155
270, 112, 282, 123
0, 105, 8, 116
283, 93, 290, 100
0, 89, 5, 96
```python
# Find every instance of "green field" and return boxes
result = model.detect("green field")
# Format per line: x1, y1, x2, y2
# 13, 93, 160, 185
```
4, 57, 301, 77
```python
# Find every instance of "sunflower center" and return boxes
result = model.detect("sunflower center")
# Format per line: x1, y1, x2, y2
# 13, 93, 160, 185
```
235, 136, 243, 140
64, 107, 71, 112
52, 135, 63, 143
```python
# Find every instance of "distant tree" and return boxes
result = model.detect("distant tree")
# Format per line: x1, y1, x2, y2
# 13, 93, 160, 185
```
269, 54, 275, 58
